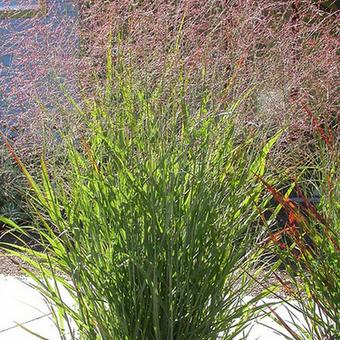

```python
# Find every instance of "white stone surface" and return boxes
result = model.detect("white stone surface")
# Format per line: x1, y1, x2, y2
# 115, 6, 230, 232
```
0, 275, 75, 339
239, 300, 301, 339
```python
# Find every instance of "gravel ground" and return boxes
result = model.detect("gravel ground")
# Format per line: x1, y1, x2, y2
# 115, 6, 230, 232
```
0, 230, 40, 276
0, 250, 29, 276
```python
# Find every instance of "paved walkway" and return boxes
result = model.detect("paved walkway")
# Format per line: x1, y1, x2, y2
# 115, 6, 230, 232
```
0, 275, 75, 339
0, 275, 303, 339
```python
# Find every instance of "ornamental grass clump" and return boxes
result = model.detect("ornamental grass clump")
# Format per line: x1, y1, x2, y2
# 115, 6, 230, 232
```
0, 57, 280, 339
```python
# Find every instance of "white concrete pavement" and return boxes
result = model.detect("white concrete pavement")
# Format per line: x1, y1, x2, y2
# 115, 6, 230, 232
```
0, 275, 75, 340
